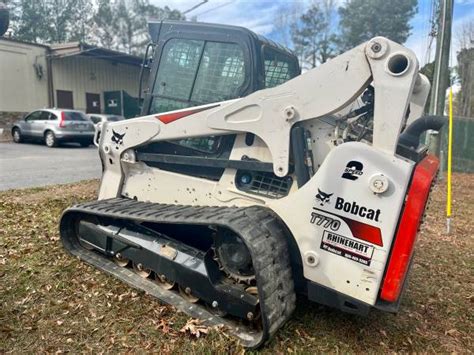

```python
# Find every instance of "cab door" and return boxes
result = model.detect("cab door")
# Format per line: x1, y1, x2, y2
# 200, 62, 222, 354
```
142, 22, 258, 116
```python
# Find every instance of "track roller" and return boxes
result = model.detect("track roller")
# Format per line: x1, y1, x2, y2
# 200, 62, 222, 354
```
114, 253, 129, 267
132, 262, 152, 278
179, 285, 200, 303
154, 273, 176, 290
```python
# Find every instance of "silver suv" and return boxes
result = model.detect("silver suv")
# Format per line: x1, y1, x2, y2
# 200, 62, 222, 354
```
11, 109, 95, 147
88, 114, 125, 125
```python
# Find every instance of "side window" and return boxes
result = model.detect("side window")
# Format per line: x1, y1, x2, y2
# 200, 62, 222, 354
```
263, 47, 299, 88
150, 39, 246, 155
191, 42, 245, 103
150, 39, 246, 115
38, 111, 50, 120
90, 116, 101, 124
48, 112, 57, 120
25, 111, 42, 122
151, 39, 204, 113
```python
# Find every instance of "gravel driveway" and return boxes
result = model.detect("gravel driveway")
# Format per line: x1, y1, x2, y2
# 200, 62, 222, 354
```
0, 142, 101, 191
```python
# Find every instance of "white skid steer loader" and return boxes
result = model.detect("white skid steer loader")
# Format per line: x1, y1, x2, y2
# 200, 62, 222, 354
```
60, 21, 444, 348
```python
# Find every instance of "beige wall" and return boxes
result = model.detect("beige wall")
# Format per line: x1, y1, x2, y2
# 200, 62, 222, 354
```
52, 56, 143, 112
0, 39, 49, 112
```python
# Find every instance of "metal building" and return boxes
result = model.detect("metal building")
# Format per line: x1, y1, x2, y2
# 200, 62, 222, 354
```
0, 37, 145, 135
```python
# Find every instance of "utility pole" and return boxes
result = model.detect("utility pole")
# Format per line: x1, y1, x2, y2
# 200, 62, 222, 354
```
428, 0, 453, 158
429, 0, 454, 116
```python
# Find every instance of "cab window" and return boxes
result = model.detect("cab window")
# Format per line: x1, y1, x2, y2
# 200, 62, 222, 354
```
263, 46, 299, 88
151, 38, 245, 114
150, 38, 246, 154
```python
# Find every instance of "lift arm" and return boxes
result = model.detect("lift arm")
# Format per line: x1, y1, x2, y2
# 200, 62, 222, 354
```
96, 37, 429, 196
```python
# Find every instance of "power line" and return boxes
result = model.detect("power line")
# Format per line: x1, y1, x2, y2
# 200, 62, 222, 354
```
194, 0, 235, 17
183, 0, 209, 15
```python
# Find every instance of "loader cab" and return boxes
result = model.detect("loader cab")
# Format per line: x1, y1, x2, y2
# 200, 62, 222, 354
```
141, 20, 300, 116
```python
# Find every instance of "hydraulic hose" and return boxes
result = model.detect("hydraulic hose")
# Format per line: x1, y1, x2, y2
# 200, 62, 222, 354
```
398, 115, 447, 149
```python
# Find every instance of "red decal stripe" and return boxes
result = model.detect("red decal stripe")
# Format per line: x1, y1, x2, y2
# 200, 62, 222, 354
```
156, 104, 219, 124
314, 208, 383, 246
380, 155, 439, 303
341, 217, 383, 246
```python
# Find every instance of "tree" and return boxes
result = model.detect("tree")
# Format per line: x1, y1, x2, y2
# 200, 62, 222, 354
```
7, 0, 49, 43
456, 48, 473, 117
273, 1, 304, 49
291, 0, 338, 69
7, 0, 184, 55
46, 0, 94, 43
95, 0, 184, 55
91, 0, 116, 49
338, 0, 418, 50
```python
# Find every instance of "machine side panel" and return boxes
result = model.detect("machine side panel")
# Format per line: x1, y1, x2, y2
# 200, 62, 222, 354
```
269, 142, 414, 305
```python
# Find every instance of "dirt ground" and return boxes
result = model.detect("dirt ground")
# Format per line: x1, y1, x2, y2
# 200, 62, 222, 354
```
0, 175, 472, 353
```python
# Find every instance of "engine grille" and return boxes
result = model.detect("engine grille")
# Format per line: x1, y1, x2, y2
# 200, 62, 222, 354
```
235, 171, 293, 199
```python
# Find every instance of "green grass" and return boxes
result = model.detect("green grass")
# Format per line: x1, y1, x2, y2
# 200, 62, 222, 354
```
0, 176, 472, 353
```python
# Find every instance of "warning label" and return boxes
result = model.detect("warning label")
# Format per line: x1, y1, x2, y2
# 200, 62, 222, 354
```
320, 230, 374, 266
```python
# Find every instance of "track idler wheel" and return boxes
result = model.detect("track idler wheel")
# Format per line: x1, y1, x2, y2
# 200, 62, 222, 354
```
179, 285, 200, 303
132, 262, 152, 278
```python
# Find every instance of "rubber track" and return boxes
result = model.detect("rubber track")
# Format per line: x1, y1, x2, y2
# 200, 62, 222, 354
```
59, 198, 296, 348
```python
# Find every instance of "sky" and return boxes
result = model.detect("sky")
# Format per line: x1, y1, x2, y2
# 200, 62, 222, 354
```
152, 0, 474, 66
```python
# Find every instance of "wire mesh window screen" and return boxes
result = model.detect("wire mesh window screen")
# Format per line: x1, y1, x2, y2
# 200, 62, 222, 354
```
153, 39, 204, 102
192, 42, 245, 103
150, 97, 192, 114
264, 47, 298, 88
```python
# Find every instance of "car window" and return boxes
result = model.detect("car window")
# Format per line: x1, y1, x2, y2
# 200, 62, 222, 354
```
63, 111, 88, 121
107, 116, 122, 122
49, 112, 58, 120
38, 111, 50, 120
25, 111, 43, 122
89, 116, 101, 124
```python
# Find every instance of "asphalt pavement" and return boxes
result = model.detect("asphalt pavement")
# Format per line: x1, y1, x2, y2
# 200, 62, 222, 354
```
0, 142, 102, 191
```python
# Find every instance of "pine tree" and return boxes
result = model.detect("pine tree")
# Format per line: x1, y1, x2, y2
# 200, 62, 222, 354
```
291, 1, 337, 69
91, 0, 116, 48
8, 0, 49, 43
338, 0, 418, 50
7, 0, 184, 54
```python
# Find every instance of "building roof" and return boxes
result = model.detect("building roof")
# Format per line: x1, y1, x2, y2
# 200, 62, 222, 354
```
0, 36, 142, 66
49, 42, 143, 66
0, 35, 51, 49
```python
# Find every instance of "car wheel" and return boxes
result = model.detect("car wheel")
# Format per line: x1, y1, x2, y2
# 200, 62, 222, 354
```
12, 128, 23, 143
44, 131, 57, 147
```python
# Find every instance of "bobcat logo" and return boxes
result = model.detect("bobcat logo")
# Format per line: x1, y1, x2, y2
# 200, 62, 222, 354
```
111, 130, 125, 145
316, 189, 333, 206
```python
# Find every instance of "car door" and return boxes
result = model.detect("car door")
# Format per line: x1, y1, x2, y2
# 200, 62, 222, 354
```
22, 111, 42, 137
33, 111, 51, 137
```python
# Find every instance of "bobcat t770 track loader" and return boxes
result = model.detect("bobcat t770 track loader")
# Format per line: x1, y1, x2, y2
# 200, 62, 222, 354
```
60, 21, 443, 348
